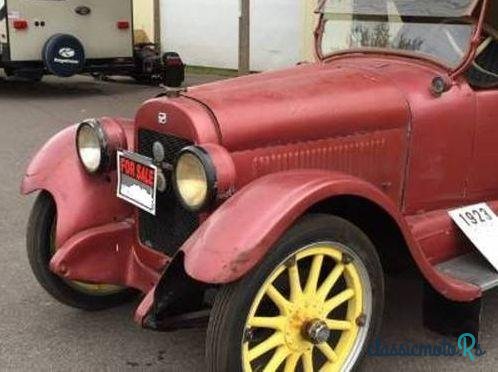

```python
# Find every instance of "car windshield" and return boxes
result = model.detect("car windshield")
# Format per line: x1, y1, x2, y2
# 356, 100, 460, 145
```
318, 0, 477, 67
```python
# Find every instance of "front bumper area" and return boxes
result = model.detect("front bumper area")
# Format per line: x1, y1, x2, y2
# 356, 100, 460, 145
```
50, 219, 168, 293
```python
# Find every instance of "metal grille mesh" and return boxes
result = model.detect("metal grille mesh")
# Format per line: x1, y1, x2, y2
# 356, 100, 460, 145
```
137, 129, 199, 256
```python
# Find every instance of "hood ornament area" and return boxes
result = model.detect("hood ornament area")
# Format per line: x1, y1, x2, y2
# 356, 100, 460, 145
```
158, 85, 188, 98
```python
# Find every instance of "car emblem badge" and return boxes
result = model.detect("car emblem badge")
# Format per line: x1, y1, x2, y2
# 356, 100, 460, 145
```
158, 112, 168, 125
58, 48, 76, 58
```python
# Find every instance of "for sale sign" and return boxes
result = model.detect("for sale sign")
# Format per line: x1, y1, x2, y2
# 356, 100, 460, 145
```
117, 151, 158, 215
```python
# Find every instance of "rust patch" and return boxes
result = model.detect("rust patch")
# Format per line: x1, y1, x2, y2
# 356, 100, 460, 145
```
228, 249, 253, 274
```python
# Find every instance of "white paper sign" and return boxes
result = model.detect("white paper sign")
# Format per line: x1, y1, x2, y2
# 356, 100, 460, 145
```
449, 203, 498, 271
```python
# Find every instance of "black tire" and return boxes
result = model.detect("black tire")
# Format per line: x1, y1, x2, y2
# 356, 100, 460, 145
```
42, 34, 85, 78
27, 192, 134, 310
206, 214, 384, 371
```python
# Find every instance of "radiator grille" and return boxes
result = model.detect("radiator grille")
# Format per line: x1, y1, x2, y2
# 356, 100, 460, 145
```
137, 129, 199, 256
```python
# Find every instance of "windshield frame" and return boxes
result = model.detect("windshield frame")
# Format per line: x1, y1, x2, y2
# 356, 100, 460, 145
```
314, 0, 487, 74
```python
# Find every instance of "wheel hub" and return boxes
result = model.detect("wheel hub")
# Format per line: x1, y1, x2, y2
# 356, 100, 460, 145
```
283, 301, 326, 352
304, 319, 331, 344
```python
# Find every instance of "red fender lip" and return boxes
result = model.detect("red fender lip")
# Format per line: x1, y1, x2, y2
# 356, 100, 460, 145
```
21, 118, 135, 248
50, 219, 169, 293
180, 169, 480, 302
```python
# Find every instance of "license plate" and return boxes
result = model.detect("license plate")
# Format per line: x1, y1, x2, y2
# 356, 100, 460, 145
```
117, 151, 157, 215
449, 203, 498, 271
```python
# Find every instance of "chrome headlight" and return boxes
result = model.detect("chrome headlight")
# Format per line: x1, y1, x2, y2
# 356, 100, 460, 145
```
76, 120, 107, 174
174, 147, 216, 211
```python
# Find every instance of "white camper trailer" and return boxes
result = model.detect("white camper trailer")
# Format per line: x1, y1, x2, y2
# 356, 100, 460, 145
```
0, 0, 184, 86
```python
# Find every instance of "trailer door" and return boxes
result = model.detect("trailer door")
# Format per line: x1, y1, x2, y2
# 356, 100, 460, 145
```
6, 0, 133, 62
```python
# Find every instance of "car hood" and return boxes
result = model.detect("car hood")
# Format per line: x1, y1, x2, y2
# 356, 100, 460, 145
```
185, 62, 411, 151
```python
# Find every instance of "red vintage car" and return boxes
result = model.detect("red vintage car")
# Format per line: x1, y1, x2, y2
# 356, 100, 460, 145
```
21, 0, 498, 370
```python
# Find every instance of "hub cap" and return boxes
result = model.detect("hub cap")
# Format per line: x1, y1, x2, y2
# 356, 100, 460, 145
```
242, 243, 372, 371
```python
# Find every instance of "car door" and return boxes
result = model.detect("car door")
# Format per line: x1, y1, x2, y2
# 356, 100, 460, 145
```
466, 89, 498, 201
465, 4, 498, 201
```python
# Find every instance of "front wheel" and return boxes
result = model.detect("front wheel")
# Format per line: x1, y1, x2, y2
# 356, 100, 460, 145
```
27, 192, 134, 310
206, 214, 384, 371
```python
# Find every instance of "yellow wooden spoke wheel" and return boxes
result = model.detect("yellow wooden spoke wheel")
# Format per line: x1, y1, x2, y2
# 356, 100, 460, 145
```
242, 244, 371, 371
206, 214, 383, 372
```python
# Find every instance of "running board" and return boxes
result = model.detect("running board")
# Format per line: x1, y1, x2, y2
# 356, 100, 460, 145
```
435, 252, 498, 291
422, 252, 498, 341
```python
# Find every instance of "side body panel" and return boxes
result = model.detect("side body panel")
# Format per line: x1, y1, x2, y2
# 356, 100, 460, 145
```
230, 128, 407, 204
337, 57, 477, 213
401, 76, 476, 213
5, 0, 133, 61
467, 90, 498, 200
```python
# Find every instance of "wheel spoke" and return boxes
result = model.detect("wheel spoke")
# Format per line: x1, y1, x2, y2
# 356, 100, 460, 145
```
301, 349, 313, 372
266, 284, 291, 314
248, 332, 285, 362
317, 343, 338, 363
263, 346, 290, 372
317, 263, 344, 300
248, 316, 287, 330
284, 352, 301, 372
324, 319, 353, 331
323, 289, 355, 315
288, 261, 302, 302
304, 254, 324, 295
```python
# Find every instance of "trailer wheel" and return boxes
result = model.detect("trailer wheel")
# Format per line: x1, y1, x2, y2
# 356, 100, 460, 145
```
206, 214, 384, 371
27, 192, 134, 310
42, 34, 85, 78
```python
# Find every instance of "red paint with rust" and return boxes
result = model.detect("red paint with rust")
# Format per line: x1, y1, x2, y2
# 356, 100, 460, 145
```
181, 169, 480, 302
21, 0, 498, 325
21, 117, 173, 292
21, 118, 135, 247
50, 219, 168, 293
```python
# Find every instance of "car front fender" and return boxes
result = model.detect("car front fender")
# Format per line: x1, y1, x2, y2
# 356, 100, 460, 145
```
181, 169, 411, 284
21, 117, 134, 247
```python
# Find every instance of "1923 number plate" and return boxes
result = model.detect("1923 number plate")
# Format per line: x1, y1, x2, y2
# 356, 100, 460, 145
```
117, 151, 157, 215
449, 203, 498, 271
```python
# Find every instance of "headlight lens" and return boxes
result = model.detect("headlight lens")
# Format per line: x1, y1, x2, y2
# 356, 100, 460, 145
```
76, 120, 106, 173
174, 148, 216, 211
